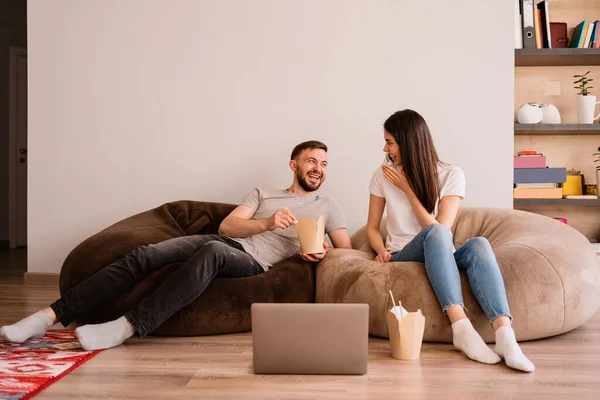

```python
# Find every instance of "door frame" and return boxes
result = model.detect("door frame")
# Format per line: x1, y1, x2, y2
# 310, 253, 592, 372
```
8, 46, 27, 248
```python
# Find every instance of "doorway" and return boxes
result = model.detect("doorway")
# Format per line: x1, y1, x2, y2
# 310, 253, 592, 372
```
8, 46, 27, 248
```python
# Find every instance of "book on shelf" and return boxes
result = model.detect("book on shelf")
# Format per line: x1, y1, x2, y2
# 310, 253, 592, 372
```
514, 155, 546, 168
537, 1, 552, 48
514, 167, 566, 184
513, 188, 562, 198
564, 195, 598, 199
550, 22, 568, 48
569, 20, 600, 48
515, 183, 558, 189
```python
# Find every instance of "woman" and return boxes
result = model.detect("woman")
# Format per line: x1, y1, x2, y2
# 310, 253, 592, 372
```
367, 109, 534, 372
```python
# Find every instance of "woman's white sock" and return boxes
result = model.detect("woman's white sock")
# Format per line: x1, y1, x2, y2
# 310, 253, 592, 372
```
452, 318, 501, 364
495, 326, 535, 372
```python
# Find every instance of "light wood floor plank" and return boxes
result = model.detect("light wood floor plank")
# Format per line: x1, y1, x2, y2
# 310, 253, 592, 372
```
1, 277, 599, 399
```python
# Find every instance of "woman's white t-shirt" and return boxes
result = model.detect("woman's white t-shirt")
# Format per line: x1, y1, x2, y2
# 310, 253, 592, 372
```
368, 162, 466, 252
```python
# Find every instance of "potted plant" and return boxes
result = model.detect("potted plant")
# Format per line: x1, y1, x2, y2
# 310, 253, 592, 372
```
574, 71, 600, 123
595, 146, 600, 197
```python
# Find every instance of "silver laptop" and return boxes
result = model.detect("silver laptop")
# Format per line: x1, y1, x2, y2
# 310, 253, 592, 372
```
251, 303, 369, 375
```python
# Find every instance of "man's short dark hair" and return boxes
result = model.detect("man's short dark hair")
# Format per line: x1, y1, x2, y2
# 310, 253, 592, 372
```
290, 140, 328, 160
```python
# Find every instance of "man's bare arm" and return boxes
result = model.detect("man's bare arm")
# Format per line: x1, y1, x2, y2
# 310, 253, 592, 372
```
218, 205, 296, 238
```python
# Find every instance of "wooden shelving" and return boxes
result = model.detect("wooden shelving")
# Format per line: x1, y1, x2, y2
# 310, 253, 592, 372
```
515, 123, 600, 135
514, 198, 600, 206
513, 3, 600, 241
515, 49, 600, 66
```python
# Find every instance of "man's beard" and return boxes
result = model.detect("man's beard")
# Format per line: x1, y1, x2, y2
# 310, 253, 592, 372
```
297, 171, 323, 192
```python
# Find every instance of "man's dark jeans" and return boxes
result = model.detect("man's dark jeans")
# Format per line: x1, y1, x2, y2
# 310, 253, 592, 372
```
50, 234, 264, 336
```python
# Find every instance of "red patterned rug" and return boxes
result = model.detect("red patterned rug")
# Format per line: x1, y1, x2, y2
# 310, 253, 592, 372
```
0, 330, 101, 399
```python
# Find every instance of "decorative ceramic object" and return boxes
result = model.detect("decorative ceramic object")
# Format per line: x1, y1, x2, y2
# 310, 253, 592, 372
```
576, 95, 600, 124
540, 103, 561, 123
517, 102, 543, 124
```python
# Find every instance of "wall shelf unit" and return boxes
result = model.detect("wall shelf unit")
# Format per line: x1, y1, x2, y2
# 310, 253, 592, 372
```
514, 124, 600, 135
513, 1, 600, 242
514, 198, 600, 206
515, 49, 600, 66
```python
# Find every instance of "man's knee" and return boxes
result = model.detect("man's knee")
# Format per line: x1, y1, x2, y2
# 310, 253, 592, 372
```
197, 241, 234, 262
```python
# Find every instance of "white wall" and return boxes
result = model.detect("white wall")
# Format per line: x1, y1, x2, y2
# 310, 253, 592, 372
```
28, 0, 514, 273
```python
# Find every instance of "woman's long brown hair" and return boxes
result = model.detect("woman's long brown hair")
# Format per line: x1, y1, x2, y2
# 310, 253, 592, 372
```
384, 109, 440, 214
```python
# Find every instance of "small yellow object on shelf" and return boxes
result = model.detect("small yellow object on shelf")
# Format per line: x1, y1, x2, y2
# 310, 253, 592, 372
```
562, 175, 583, 196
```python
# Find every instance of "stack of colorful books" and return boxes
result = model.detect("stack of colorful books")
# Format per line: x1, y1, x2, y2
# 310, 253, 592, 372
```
513, 151, 566, 199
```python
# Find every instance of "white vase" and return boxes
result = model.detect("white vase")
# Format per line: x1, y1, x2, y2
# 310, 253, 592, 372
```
576, 95, 600, 124
540, 103, 561, 123
517, 103, 543, 124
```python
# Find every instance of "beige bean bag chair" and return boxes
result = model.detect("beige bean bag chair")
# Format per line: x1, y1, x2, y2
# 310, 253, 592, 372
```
316, 207, 600, 343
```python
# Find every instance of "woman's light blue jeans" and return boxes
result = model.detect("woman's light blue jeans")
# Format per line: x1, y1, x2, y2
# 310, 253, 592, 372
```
390, 223, 511, 323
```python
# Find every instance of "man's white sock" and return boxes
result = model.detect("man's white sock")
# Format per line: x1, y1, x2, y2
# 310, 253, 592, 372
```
0, 311, 54, 342
75, 316, 135, 351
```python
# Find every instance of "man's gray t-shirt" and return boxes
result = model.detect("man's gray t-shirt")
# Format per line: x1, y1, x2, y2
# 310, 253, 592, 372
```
231, 188, 346, 271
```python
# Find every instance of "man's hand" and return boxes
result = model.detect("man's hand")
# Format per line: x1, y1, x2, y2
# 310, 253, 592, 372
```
267, 208, 297, 231
382, 165, 412, 193
300, 242, 329, 263
375, 251, 392, 263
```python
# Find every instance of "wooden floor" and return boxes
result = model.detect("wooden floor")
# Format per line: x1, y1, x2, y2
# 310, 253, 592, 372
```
1, 249, 600, 399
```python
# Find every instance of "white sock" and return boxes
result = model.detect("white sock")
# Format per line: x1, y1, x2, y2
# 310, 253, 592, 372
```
75, 316, 135, 351
452, 318, 501, 364
0, 311, 54, 342
495, 326, 535, 372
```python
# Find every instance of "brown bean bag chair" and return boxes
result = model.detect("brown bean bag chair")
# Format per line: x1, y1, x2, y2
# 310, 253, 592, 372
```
59, 200, 315, 336
316, 207, 600, 343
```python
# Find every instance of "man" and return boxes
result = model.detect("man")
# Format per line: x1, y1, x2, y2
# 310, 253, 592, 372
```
1, 140, 352, 351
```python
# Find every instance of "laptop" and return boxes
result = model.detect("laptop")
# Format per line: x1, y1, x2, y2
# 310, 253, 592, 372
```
251, 303, 369, 375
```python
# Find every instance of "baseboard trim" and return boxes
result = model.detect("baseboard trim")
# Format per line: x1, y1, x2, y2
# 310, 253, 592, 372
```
23, 272, 60, 286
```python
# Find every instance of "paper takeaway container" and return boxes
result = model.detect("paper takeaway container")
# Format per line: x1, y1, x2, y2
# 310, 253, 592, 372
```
295, 216, 325, 254
385, 290, 425, 360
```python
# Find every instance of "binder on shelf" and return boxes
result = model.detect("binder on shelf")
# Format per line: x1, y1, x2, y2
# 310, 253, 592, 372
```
515, 0, 523, 49
521, 0, 536, 49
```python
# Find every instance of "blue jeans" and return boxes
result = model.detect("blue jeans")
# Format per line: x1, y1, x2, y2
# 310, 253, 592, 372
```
390, 223, 511, 323
51, 234, 264, 336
